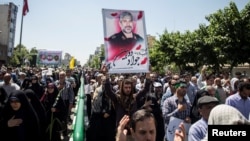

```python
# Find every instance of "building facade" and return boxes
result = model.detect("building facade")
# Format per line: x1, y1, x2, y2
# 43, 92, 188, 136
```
0, 2, 18, 66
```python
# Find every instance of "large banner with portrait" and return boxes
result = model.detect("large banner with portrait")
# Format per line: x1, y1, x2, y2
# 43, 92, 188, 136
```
102, 9, 149, 74
37, 50, 62, 65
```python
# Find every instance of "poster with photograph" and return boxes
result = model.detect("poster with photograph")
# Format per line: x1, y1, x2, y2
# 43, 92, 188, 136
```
102, 8, 149, 74
37, 50, 62, 65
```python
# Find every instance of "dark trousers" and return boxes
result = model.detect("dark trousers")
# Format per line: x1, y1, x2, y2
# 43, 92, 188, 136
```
86, 94, 92, 120
86, 113, 116, 141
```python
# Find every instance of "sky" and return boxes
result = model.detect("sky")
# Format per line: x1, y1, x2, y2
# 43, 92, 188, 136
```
1, 0, 249, 66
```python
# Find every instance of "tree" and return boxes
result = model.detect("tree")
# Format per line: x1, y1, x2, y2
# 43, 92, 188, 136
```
240, 2, 250, 64
9, 44, 29, 67
205, 1, 248, 72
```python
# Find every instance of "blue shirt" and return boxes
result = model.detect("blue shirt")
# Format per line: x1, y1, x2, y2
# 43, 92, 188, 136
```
188, 118, 207, 141
225, 92, 250, 119
187, 82, 198, 104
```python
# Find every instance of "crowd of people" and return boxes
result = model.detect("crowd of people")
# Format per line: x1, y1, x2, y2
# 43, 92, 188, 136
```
0, 66, 82, 141
0, 64, 250, 141
83, 65, 250, 141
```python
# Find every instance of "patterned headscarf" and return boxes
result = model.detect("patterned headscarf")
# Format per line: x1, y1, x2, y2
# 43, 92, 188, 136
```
208, 104, 250, 125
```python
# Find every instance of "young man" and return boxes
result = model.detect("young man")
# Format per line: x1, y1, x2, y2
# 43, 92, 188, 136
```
116, 109, 156, 141
225, 81, 250, 119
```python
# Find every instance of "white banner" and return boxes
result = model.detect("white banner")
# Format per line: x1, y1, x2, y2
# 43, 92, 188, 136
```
102, 9, 149, 74
37, 50, 62, 65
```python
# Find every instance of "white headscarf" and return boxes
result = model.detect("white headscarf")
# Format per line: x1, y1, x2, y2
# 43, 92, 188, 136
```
201, 104, 250, 141
208, 104, 250, 125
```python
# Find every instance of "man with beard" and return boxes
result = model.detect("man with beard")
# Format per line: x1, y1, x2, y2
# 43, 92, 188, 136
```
108, 11, 144, 47
225, 81, 250, 119
162, 79, 191, 141
137, 82, 165, 141
103, 66, 151, 141
116, 109, 157, 141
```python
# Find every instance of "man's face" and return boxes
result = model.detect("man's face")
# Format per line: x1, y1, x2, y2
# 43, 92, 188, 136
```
184, 75, 190, 82
207, 87, 216, 97
206, 78, 214, 85
119, 16, 133, 34
3, 74, 11, 84
170, 80, 177, 92
176, 84, 187, 97
154, 86, 163, 94
66, 71, 71, 77
240, 87, 250, 99
123, 83, 132, 95
59, 73, 66, 81
131, 117, 156, 141
199, 103, 217, 120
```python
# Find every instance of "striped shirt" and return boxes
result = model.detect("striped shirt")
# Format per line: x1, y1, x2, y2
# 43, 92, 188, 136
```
56, 81, 75, 104
162, 94, 191, 125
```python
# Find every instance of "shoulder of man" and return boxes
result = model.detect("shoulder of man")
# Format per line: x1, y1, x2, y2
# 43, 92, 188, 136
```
133, 33, 143, 41
109, 32, 123, 41
54, 80, 59, 85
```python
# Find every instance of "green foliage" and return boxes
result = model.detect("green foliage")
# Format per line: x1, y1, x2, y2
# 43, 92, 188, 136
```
149, 1, 250, 74
9, 44, 29, 67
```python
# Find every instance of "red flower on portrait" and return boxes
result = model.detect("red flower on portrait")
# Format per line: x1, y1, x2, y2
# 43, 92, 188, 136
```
137, 11, 143, 20
111, 13, 118, 17
141, 57, 147, 65
135, 45, 141, 50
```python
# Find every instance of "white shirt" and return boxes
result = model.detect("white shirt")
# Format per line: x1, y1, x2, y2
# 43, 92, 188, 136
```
0, 82, 20, 97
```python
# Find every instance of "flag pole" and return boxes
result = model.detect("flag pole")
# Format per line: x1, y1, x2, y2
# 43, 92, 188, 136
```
19, 0, 29, 66
19, 0, 29, 52
19, 7, 24, 52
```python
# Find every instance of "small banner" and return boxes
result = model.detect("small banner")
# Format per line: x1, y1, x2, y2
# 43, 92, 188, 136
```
102, 8, 149, 74
37, 50, 62, 65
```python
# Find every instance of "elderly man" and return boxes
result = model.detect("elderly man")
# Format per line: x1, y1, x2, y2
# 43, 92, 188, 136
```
0, 73, 20, 97
188, 96, 219, 141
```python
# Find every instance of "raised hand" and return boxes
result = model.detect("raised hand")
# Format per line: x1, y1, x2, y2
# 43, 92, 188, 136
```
174, 122, 186, 141
116, 115, 130, 141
